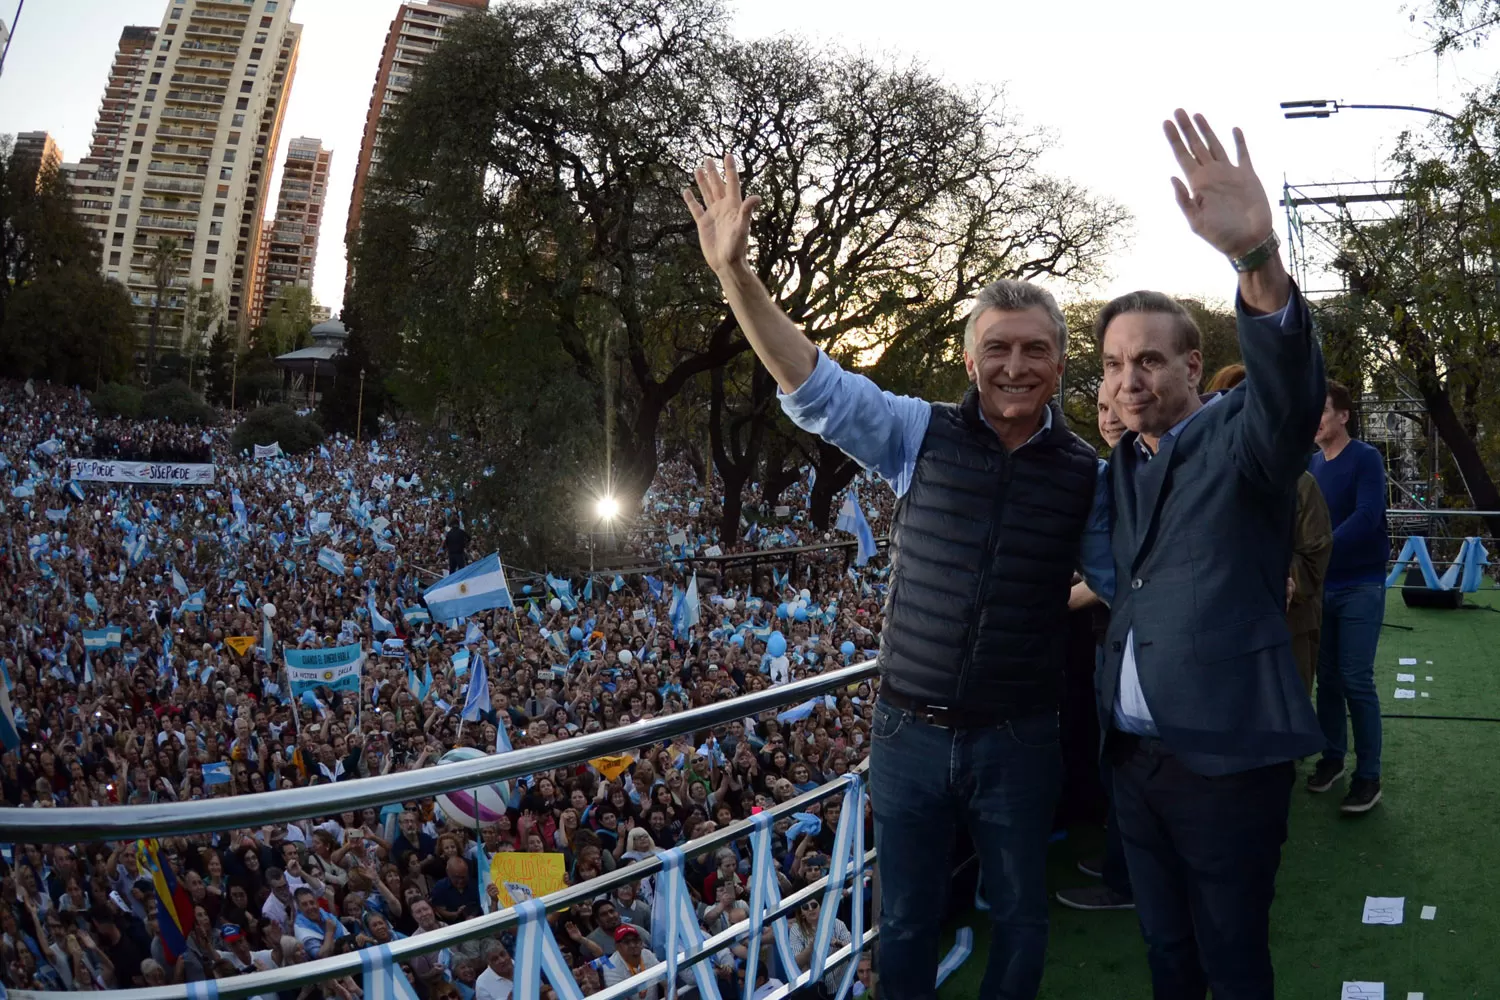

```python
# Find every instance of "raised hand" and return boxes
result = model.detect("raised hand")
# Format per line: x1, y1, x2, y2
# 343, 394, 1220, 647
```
682, 155, 761, 278
1163, 110, 1274, 258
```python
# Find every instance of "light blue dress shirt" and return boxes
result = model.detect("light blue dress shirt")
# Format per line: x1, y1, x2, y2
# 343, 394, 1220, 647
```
778, 350, 1115, 598
1110, 297, 1297, 736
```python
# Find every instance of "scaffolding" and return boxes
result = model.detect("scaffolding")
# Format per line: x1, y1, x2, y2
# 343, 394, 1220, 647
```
1281, 177, 1446, 513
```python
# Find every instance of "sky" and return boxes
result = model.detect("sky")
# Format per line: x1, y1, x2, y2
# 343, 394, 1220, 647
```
0, 0, 1493, 314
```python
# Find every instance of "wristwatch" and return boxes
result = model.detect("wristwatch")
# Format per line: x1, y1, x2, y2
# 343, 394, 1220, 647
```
1229, 230, 1280, 273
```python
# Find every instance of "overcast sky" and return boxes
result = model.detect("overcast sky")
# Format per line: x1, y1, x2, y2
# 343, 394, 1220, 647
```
0, 0, 1491, 314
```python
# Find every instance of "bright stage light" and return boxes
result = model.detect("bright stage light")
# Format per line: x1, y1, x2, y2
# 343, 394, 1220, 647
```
596, 496, 619, 520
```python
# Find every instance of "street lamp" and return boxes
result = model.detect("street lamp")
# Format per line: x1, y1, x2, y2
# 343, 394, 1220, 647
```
1280, 99, 1460, 123
595, 496, 619, 521
356, 368, 366, 444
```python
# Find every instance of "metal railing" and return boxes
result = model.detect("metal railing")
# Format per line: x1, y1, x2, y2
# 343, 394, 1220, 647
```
0, 662, 879, 842
0, 663, 882, 1000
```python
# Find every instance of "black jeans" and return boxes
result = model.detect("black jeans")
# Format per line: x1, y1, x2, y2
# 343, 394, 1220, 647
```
1110, 733, 1294, 1000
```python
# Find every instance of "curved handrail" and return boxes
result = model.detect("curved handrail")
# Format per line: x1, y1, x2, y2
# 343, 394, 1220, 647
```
6, 768, 872, 1000
0, 662, 879, 842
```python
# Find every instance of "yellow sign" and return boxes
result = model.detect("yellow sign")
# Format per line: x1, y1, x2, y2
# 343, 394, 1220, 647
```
589, 754, 635, 782
225, 636, 257, 656
489, 852, 567, 908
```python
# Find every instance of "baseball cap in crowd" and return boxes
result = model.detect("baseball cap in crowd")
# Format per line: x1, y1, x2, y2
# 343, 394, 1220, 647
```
614, 925, 641, 943
221, 923, 244, 942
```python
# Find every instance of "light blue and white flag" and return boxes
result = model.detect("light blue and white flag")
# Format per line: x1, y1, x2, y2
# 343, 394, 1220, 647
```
171, 566, 190, 596
512, 899, 586, 1000
461, 654, 490, 722
67, 481, 86, 502
44, 507, 69, 523
424, 553, 513, 621
651, 848, 724, 1000
317, 547, 347, 576
0, 685, 21, 752
368, 593, 395, 634
286, 644, 364, 696
83, 627, 122, 650
463, 621, 483, 646
402, 606, 430, 625
836, 492, 877, 567
611, 574, 626, 593
451, 647, 470, 678
360, 944, 422, 1000
201, 761, 232, 786
35, 438, 63, 457
84, 592, 101, 615
182, 590, 205, 614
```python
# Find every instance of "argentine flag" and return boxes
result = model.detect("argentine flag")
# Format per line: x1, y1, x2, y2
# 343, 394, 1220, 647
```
171, 566, 189, 596
837, 491, 878, 566
451, 647, 470, 678
402, 606, 430, 625
611, 574, 626, 593
424, 553, 513, 621
318, 547, 347, 576
84, 627, 123, 650
360, 944, 423, 1000
368, 593, 395, 634
461, 653, 491, 722
182, 590, 205, 614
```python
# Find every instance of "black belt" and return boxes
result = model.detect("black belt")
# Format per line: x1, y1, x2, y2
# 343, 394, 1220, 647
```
880, 688, 1004, 729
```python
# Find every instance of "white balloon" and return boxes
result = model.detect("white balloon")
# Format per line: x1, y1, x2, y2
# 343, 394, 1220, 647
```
548, 598, 562, 612
799, 589, 811, 602
618, 650, 633, 665
263, 603, 277, 619
721, 598, 736, 611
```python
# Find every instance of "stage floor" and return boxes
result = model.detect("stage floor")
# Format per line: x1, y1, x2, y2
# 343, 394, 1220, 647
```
939, 588, 1500, 998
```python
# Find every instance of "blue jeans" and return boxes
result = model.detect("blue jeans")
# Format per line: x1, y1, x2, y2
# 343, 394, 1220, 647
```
1316, 582, 1385, 779
869, 700, 1062, 1000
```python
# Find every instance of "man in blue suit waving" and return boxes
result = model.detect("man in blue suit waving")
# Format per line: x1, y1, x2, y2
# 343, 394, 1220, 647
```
1094, 111, 1325, 999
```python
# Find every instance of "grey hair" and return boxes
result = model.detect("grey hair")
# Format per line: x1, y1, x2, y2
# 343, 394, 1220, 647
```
963, 279, 1068, 356
484, 940, 510, 962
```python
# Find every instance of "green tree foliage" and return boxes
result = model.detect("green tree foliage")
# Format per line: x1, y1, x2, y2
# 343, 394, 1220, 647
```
0, 136, 137, 385
203, 324, 236, 406
351, 0, 1127, 550
319, 314, 388, 438
1409, 0, 1500, 52
253, 285, 314, 359
1320, 81, 1500, 530
90, 382, 144, 420
141, 380, 217, 426
231, 404, 325, 455
145, 236, 182, 376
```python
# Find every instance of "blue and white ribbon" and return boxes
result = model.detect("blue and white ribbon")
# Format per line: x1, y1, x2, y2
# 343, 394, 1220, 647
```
810, 775, 863, 990
935, 927, 974, 987
743, 812, 801, 997
512, 898, 584, 1000
185, 981, 219, 1000
1385, 536, 1441, 589
360, 943, 421, 1000
656, 848, 722, 1000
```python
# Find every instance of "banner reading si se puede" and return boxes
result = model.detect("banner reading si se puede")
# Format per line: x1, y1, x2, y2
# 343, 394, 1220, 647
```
69, 459, 216, 485
285, 644, 364, 695
489, 852, 567, 907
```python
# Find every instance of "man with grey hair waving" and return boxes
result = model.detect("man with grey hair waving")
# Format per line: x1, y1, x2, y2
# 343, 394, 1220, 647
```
684, 157, 1112, 1000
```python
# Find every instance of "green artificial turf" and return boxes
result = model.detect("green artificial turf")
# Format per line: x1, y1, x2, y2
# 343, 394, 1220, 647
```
937, 589, 1500, 999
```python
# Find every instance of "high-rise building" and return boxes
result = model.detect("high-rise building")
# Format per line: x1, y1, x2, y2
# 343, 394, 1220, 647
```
248, 136, 330, 328
97, 0, 303, 357
12, 131, 63, 190
345, 0, 486, 262
64, 26, 158, 246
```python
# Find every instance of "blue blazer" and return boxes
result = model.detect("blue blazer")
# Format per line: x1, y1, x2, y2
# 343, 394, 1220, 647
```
1097, 291, 1326, 776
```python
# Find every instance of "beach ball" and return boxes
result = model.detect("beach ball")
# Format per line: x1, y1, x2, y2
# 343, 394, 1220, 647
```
434, 747, 512, 829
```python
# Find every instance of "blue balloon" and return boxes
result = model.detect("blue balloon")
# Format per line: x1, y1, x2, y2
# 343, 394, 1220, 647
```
730, 634, 745, 647
793, 607, 808, 622
522, 585, 532, 595
777, 603, 791, 620
840, 641, 855, 656
767, 632, 787, 658
569, 626, 584, 642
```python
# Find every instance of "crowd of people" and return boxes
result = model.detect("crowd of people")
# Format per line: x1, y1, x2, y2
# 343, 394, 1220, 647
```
0, 378, 893, 998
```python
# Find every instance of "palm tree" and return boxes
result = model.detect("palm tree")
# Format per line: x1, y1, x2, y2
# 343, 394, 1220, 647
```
146, 236, 182, 379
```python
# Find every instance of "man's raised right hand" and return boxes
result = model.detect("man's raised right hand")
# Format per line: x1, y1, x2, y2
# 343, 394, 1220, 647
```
682, 155, 761, 279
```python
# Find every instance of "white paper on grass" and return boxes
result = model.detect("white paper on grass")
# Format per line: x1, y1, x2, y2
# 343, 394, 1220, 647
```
1396, 673, 1415, 682
1421, 692, 1429, 698
1407, 994, 1424, 1000
1426, 660, 1433, 665
1399, 658, 1418, 665
1420, 905, 1436, 920
1342, 984, 1384, 1000
1394, 689, 1416, 700
1362, 897, 1405, 925
1425, 676, 1433, 681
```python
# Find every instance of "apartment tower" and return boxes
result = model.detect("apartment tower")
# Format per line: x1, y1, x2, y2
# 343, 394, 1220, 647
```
248, 136, 331, 328
11, 131, 63, 190
99, 0, 302, 354
344, 0, 486, 267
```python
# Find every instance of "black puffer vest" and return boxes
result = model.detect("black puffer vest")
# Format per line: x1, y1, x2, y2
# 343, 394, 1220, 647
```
880, 390, 1099, 719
